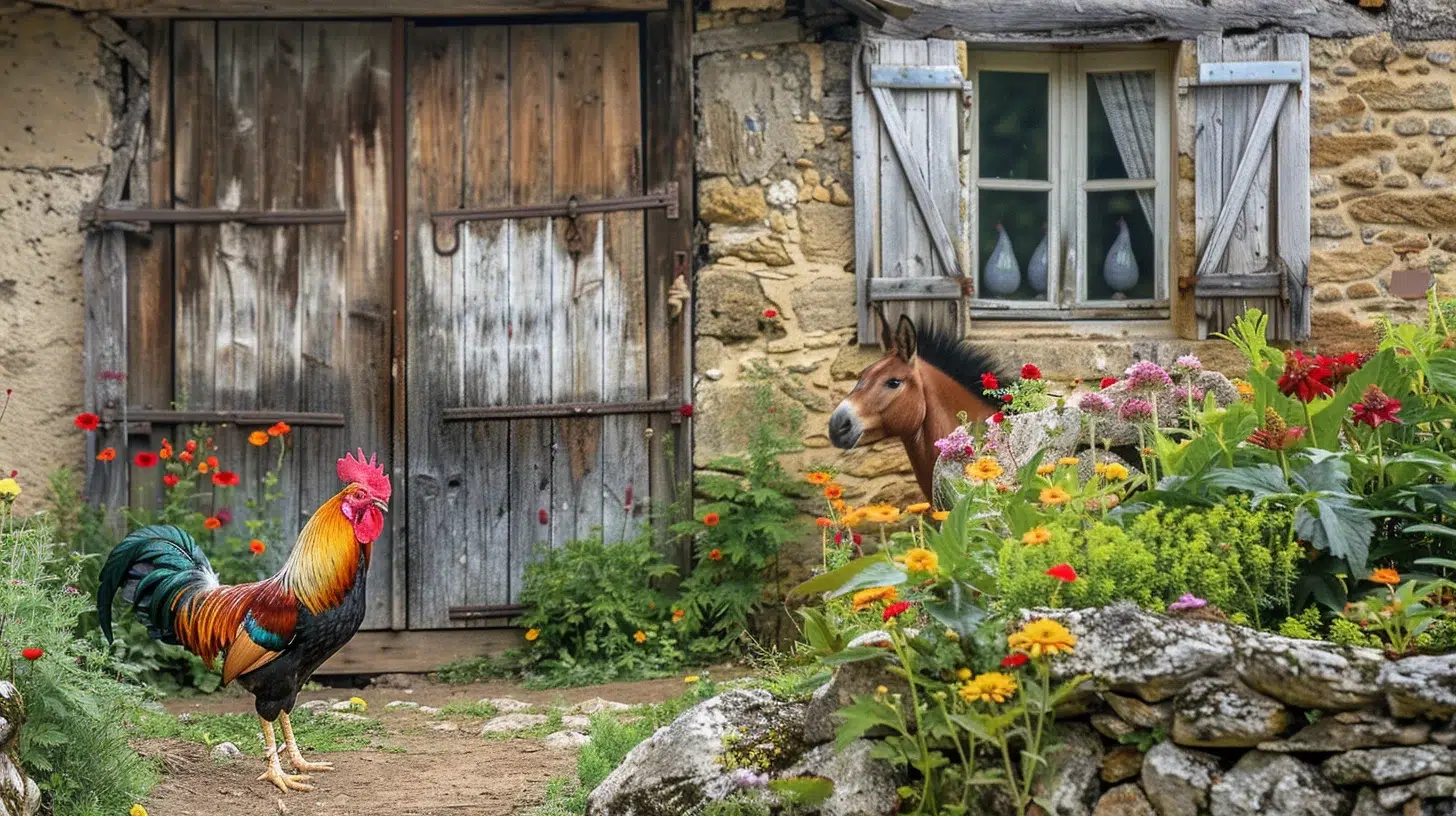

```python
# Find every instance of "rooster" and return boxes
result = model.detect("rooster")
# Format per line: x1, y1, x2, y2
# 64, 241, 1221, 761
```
98, 450, 390, 793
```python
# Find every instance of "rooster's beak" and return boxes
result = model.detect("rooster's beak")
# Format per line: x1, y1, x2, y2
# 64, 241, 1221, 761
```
372, 499, 389, 512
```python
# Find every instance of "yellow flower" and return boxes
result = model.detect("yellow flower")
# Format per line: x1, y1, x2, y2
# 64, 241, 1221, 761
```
1094, 462, 1108, 475
1036, 464, 1056, 476
902, 548, 939, 574
1235, 379, 1255, 402
347, 696, 367, 713
684, 675, 701, 683
1022, 526, 1051, 546
1057, 457, 1081, 466
832, 499, 848, 513
633, 630, 648, 644
131, 806, 149, 816
0, 478, 19, 501
955, 667, 972, 681
875, 685, 889, 695
524, 628, 541, 642
1007, 619, 1078, 658
851, 585, 898, 611
861, 504, 902, 524
931, 510, 950, 521
840, 508, 866, 528
1101, 463, 1129, 481
965, 457, 1004, 482
905, 502, 931, 514
248, 430, 270, 446
959, 672, 1018, 704
1039, 486, 1071, 506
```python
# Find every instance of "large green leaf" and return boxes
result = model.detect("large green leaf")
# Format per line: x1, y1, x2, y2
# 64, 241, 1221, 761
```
790, 555, 889, 598
835, 695, 901, 750
1425, 350, 1456, 397
1293, 450, 1352, 494
1204, 464, 1289, 499
922, 580, 988, 638
1295, 493, 1375, 574
820, 646, 892, 666
827, 561, 910, 599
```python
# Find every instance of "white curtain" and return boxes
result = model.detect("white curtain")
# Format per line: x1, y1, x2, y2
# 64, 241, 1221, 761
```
1093, 71, 1156, 224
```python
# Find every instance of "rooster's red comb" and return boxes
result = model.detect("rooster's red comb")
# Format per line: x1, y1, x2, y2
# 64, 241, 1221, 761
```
337, 449, 391, 503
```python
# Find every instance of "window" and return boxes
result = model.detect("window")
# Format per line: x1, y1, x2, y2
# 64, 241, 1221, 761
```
967, 49, 1173, 318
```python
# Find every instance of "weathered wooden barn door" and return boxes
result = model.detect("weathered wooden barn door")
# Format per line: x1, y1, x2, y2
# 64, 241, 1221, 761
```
160, 21, 396, 629
406, 21, 669, 629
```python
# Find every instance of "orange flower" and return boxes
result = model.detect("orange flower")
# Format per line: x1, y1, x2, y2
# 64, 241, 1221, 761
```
806, 471, 832, 485
672, 608, 685, 622
203, 516, 222, 530
815, 517, 833, 528
179, 451, 194, 464
905, 502, 931, 514
197, 462, 210, 474
1370, 568, 1401, 586
823, 484, 843, 500
703, 512, 720, 527
1039, 486, 1071, 506
708, 548, 723, 561
206, 456, 219, 469
524, 628, 541, 642
633, 630, 647, 644
248, 430, 269, 446
1022, 526, 1051, 546
159, 440, 173, 460
249, 539, 266, 555
931, 510, 950, 522
96, 447, 116, 462
267, 421, 291, 437
851, 585, 898, 611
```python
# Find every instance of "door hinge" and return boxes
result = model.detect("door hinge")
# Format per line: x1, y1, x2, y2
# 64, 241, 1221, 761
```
430, 182, 680, 256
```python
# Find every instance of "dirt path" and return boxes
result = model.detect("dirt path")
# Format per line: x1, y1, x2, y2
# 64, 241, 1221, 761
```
139, 675, 692, 816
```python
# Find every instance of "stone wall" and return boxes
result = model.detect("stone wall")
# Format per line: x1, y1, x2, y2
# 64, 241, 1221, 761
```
691, 13, 1451, 509
0, 9, 112, 513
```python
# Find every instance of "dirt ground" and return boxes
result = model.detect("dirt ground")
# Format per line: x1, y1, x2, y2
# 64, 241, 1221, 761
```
139, 675, 692, 816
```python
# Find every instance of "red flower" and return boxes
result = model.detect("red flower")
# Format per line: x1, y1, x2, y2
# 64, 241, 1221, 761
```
1046, 563, 1078, 582
762, 308, 778, 319
852, 533, 863, 547
179, 451, 193, 464
538, 509, 549, 525
249, 539, 266, 555
1326, 351, 1372, 387
991, 412, 1005, 424
678, 404, 694, 418
1350, 385, 1402, 429
73, 412, 100, 431
1100, 377, 1118, 389
205, 456, 219, 469
708, 548, 723, 561
95, 447, 116, 462
1001, 653, 1029, 668
703, 512, 721, 527
1277, 350, 1334, 403
20, 648, 42, 661
211, 470, 240, 487
833, 532, 842, 544
133, 452, 159, 468
1000, 394, 1014, 404
981, 372, 1000, 391
162, 473, 180, 488
1020, 364, 1042, 381
184, 439, 197, 453
882, 601, 912, 621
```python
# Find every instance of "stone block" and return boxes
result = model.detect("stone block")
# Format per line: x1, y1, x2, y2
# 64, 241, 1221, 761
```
1312, 134, 1398, 167
696, 268, 767, 341
791, 276, 857, 333
1313, 214, 1355, 237
799, 201, 853, 263
1399, 148, 1437, 176
699, 177, 768, 225
1311, 245, 1397, 282
1348, 193, 1456, 228
1341, 161, 1382, 188
1349, 78, 1456, 112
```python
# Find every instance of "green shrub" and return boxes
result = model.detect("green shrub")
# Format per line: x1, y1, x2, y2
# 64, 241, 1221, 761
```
998, 500, 1300, 626
0, 523, 156, 815
512, 529, 683, 688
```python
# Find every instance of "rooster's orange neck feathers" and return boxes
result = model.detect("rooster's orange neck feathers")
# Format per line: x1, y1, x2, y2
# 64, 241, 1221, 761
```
282, 489, 367, 614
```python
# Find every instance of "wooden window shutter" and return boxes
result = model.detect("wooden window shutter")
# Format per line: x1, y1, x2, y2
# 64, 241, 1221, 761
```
1190, 32, 1311, 341
852, 38, 972, 345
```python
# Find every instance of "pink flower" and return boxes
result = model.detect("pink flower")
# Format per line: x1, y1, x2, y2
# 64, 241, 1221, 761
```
1168, 594, 1208, 612
1118, 398, 1154, 423
1078, 393, 1113, 415
1124, 361, 1172, 391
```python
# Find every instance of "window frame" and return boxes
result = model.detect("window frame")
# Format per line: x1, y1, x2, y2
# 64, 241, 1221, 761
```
966, 47, 1174, 320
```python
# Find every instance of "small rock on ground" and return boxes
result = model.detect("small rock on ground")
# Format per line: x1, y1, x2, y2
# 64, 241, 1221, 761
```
480, 697, 534, 713
297, 700, 332, 712
385, 700, 420, 710
571, 697, 631, 715
428, 722, 459, 732
480, 713, 549, 735
210, 742, 245, 761
544, 731, 591, 750
561, 715, 592, 730
329, 712, 369, 722
418, 706, 440, 715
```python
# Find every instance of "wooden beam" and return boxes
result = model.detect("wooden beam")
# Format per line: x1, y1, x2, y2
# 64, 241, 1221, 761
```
875, 0, 1384, 42
869, 276, 968, 301
692, 18, 802, 57
1194, 82, 1288, 281
40, 0, 665, 14
317, 629, 520, 675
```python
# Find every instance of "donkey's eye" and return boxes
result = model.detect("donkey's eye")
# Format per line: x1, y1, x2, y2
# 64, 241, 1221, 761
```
886, 378, 902, 389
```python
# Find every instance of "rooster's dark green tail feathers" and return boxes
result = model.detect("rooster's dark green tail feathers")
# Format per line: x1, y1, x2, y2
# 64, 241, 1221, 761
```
97, 525, 217, 644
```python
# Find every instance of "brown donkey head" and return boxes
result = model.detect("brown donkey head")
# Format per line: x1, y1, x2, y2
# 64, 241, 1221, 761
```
829, 312, 929, 450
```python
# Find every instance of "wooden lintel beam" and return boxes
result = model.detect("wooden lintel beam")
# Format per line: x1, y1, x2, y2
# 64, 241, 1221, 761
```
39, 0, 665, 15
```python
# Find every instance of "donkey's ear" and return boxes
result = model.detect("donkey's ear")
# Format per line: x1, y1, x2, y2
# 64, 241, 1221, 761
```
894, 314, 918, 362
875, 306, 894, 350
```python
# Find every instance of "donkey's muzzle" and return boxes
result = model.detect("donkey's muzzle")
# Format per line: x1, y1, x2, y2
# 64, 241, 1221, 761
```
828, 403, 862, 450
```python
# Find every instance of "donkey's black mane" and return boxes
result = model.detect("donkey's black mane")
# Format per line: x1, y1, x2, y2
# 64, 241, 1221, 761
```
914, 326, 1006, 407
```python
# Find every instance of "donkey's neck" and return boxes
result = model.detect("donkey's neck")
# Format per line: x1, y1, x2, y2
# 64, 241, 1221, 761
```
904, 362, 988, 501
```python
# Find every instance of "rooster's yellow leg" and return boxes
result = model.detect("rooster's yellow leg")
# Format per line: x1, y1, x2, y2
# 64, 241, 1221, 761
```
279, 710, 334, 772
257, 718, 314, 792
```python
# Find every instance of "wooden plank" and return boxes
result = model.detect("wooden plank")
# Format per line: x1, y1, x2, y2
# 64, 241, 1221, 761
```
460, 24, 513, 619
549, 23, 606, 550
172, 21, 218, 424
506, 24, 556, 602
341, 22, 395, 628
405, 24, 465, 631
869, 276, 964, 301
1194, 83, 1285, 281
56, 0, 668, 15
600, 20, 649, 546
317, 628, 520, 676
692, 18, 801, 57
255, 21, 304, 564
1275, 33, 1311, 342
925, 38, 961, 333
642, 4, 693, 569
1198, 60, 1302, 86
126, 20, 172, 513
852, 41, 880, 345
83, 232, 129, 513
1221, 36, 1275, 288
1193, 274, 1283, 297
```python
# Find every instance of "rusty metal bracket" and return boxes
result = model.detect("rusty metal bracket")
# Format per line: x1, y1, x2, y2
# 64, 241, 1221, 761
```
101, 408, 347, 427
442, 399, 679, 423
448, 603, 527, 621
430, 182, 680, 256
92, 205, 347, 229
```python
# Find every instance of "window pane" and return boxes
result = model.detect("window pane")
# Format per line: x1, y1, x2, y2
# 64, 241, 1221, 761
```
977, 190, 1050, 302
978, 71, 1049, 180
1087, 71, 1156, 180
1086, 191, 1156, 301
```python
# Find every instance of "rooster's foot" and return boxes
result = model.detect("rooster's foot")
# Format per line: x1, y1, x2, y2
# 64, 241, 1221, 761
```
258, 766, 314, 792
288, 754, 334, 773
